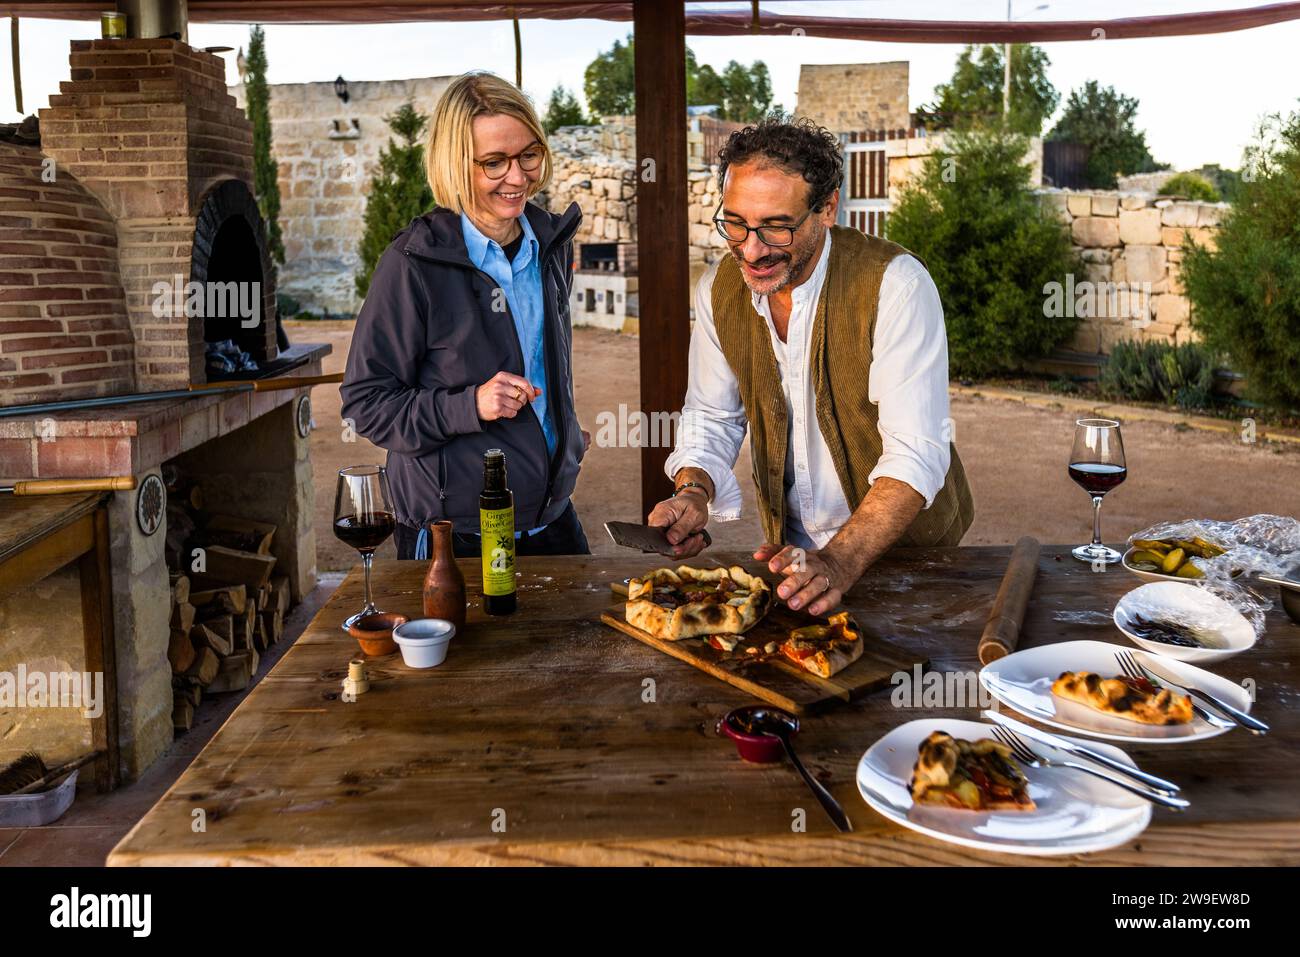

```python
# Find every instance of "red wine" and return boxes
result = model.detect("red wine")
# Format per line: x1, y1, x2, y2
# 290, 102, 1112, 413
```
334, 511, 396, 552
1068, 462, 1127, 496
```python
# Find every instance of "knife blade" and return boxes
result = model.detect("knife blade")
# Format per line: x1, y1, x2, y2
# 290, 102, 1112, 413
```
604, 520, 711, 557
1134, 656, 1269, 735
982, 709, 1181, 795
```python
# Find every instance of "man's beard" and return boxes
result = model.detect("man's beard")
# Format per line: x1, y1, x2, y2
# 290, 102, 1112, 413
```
731, 237, 819, 297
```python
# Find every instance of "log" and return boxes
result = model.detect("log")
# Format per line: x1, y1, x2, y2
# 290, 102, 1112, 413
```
183, 646, 220, 687
270, 575, 291, 614
232, 603, 257, 651
207, 650, 256, 694
195, 514, 278, 555
191, 583, 247, 616
170, 572, 190, 606
167, 627, 196, 673
201, 614, 234, 644
170, 601, 195, 635
259, 608, 283, 646
190, 622, 232, 658
196, 546, 276, 592
172, 694, 194, 732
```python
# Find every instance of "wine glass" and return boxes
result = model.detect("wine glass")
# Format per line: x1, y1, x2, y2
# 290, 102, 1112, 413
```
1069, 419, 1127, 564
333, 465, 396, 630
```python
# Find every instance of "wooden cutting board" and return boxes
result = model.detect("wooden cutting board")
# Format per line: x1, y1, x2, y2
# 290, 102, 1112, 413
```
600, 584, 928, 714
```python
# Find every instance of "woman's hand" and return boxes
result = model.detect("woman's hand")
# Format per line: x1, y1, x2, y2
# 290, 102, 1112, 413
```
476, 371, 541, 422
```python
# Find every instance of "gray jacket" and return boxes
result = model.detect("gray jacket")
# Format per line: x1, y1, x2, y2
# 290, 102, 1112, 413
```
340, 202, 585, 533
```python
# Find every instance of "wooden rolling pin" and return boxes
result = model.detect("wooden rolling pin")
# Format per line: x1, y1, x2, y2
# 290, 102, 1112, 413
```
0, 476, 137, 495
188, 372, 343, 393
977, 536, 1041, 665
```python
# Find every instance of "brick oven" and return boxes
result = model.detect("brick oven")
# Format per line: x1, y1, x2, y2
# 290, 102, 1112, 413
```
0, 38, 328, 780
570, 241, 638, 334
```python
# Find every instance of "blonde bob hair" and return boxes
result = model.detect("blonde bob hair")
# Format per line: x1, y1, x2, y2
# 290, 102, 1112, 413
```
425, 72, 552, 217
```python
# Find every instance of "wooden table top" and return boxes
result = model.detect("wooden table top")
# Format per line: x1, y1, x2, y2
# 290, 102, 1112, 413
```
0, 492, 105, 566
109, 546, 1300, 866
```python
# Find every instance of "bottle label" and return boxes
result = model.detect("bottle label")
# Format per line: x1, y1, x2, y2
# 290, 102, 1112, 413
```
480, 506, 516, 596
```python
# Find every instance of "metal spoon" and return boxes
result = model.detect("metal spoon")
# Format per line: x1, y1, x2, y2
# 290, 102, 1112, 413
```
743, 706, 853, 833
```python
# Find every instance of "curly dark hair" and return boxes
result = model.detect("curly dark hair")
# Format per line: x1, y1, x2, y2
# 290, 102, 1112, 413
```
716, 114, 844, 212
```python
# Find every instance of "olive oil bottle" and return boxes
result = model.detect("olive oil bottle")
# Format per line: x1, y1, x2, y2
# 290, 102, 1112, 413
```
479, 449, 517, 615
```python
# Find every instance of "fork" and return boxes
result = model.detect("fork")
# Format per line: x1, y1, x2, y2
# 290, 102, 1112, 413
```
1117, 649, 1267, 735
1114, 650, 1236, 731
990, 726, 1190, 811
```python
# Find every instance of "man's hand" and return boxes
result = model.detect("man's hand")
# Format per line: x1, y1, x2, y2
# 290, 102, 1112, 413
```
477, 371, 541, 422
647, 489, 710, 559
754, 543, 861, 617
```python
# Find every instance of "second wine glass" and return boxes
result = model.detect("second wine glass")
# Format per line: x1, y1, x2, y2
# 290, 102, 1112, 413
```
1069, 418, 1127, 564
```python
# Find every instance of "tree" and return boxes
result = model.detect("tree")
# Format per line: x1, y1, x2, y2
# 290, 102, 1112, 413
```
1047, 80, 1162, 188
583, 36, 635, 117
887, 129, 1082, 377
583, 35, 772, 121
244, 25, 284, 266
354, 103, 434, 300
926, 44, 1059, 136
1181, 109, 1300, 410
543, 84, 586, 134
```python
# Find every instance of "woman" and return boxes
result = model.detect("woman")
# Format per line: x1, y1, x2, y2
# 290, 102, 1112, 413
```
341, 72, 590, 559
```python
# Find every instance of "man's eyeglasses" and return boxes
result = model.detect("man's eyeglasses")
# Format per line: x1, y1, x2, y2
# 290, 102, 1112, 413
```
474, 143, 546, 180
713, 203, 814, 247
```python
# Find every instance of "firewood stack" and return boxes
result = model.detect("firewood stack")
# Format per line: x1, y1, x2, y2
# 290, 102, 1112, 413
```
164, 467, 296, 733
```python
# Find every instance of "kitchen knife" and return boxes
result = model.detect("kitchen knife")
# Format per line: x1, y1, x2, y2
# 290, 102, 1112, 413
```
604, 520, 711, 557
982, 709, 1182, 794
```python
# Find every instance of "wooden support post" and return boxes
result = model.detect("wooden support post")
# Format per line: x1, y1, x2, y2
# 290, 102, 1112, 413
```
634, 0, 690, 520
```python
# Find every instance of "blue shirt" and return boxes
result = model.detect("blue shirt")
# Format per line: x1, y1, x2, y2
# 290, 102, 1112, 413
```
460, 212, 557, 456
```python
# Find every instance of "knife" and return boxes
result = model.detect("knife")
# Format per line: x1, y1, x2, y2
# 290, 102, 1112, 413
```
1133, 657, 1270, 735
982, 710, 1182, 795
604, 520, 711, 557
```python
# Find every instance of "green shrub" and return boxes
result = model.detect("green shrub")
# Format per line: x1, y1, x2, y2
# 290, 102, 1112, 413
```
1158, 172, 1221, 202
1181, 109, 1300, 411
1099, 339, 1218, 409
887, 129, 1082, 377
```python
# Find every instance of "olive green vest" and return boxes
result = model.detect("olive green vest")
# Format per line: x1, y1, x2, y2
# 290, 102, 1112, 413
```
710, 226, 975, 547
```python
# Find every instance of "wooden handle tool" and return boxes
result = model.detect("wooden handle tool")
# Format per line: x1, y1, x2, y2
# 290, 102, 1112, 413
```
2, 476, 137, 495
977, 535, 1041, 665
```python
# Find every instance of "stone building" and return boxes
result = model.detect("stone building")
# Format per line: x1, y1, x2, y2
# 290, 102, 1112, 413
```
796, 61, 911, 133
230, 75, 453, 316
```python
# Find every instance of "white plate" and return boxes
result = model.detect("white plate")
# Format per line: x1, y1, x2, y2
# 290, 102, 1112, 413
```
1114, 581, 1256, 665
979, 639, 1252, 743
1121, 547, 1195, 584
856, 718, 1151, 857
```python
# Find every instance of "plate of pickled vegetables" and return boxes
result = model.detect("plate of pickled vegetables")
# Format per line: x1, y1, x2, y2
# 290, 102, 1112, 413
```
1122, 534, 1229, 584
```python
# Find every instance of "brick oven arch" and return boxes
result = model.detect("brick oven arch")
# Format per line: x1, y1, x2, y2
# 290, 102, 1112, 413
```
189, 178, 281, 380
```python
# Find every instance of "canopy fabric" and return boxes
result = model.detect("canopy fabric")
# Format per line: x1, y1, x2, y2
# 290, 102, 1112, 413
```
4, 1, 1300, 42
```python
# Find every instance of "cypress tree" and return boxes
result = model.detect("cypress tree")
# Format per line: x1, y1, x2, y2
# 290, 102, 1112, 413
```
355, 103, 433, 300
244, 25, 285, 266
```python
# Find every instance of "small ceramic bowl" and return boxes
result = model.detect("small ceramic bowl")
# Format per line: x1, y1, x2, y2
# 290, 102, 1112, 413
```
716, 705, 799, 763
392, 618, 455, 669
1113, 581, 1255, 665
348, 612, 407, 656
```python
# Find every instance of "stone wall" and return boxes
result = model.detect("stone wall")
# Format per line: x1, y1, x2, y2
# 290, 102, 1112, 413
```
231, 76, 453, 316
886, 130, 1044, 206
796, 62, 910, 133
1038, 189, 1224, 353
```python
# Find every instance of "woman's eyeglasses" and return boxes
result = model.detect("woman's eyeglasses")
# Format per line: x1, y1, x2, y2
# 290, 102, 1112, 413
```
475, 143, 546, 180
712, 203, 815, 247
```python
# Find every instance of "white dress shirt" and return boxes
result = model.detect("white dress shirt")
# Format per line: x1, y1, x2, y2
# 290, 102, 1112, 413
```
664, 231, 953, 549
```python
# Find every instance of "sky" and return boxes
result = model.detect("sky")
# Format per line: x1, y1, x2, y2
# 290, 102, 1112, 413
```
2, 1, 1298, 170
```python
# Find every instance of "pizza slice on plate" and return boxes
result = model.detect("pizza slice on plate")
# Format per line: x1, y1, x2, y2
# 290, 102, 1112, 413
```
1051, 671, 1194, 725
909, 730, 1036, 812
625, 565, 771, 640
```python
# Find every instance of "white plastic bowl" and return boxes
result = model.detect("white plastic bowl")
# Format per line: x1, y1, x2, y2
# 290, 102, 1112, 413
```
392, 618, 455, 668
1113, 581, 1255, 665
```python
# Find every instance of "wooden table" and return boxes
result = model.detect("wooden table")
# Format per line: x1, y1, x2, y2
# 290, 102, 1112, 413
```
0, 492, 117, 791
108, 547, 1300, 865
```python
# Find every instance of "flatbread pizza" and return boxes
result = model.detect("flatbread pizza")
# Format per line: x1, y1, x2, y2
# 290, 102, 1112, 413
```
625, 565, 771, 641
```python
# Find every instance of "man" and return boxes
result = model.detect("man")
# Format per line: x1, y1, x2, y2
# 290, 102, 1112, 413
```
649, 116, 975, 617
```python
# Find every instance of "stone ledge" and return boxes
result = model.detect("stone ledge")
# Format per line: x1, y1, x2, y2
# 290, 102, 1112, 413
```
0, 342, 330, 476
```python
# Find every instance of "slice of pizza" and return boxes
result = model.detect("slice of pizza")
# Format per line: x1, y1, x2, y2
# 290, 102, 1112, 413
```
778, 611, 864, 678
909, 730, 1036, 812
625, 565, 771, 640
1051, 671, 1194, 725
